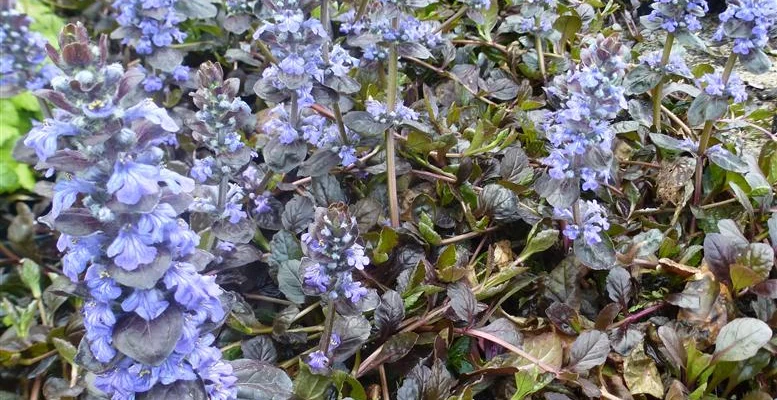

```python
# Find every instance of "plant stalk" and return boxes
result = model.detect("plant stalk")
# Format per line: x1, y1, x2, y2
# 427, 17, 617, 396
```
386, 17, 401, 227
319, 303, 337, 356
652, 33, 674, 132
435, 5, 468, 34
535, 34, 546, 80
692, 53, 738, 208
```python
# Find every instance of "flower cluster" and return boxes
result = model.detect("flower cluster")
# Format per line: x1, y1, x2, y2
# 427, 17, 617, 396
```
502, 0, 558, 36
366, 98, 419, 124
138, 64, 189, 92
254, 0, 362, 166
300, 205, 370, 304
339, 3, 444, 61
713, 0, 777, 55
642, 0, 708, 33
111, 0, 187, 55
465, 0, 491, 9
23, 24, 235, 400
542, 35, 629, 192
226, 0, 256, 14
638, 50, 693, 78
696, 70, 748, 103
0, 0, 59, 96
554, 200, 610, 244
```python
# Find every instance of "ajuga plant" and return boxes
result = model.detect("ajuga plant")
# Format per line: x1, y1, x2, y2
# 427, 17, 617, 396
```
22, 24, 236, 399
0, 0, 59, 97
253, 0, 363, 170
500, 0, 557, 79
109, 0, 221, 92
300, 204, 371, 372
637, 0, 708, 131
536, 35, 628, 263
187, 61, 257, 248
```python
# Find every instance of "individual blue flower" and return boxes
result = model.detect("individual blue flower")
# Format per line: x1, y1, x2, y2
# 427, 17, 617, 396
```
121, 288, 170, 321
345, 244, 369, 270
83, 99, 117, 119
51, 178, 94, 219
138, 203, 177, 243
254, 194, 272, 214
60, 234, 103, 281
328, 45, 359, 77
307, 350, 329, 372
23, 119, 79, 162
107, 225, 158, 270
338, 146, 358, 166
365, 98, 419, 123
159, 168, 195, 195
85, 322, 117, 362
304, 262, 331, 293
172, 65, 189, 82
157, 352, 197, 384
85, 263, 123, 302
83, 300, 117, 328
222, 202, 247, 224
143, 75, 164, 92
126, 363, 158, 392
191, 157, 214, 182
166, 219, 200, 256
123, 98, 180, 132
338, 274, 369, 303
200, 360, 238, 400
107, 159, 161, 205
163, 262, 223, 317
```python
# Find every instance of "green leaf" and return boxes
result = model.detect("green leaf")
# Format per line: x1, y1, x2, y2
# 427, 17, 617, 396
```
686, 341, 714, 387
436, 244, 467, 283
418, 212, 442, 245
707, 146, 749, 173
731, 243, 774, 291
623, 343, 665, 398
553, 15, 582, 50
332, 370, 367, 400
517, 225, 558, 262
52, 337, 77, 364
624, 64, 663, 94
714, 318, 772, 362
649, 132, 696, 153
20, 259, 41, 299
293, 362, 332, 400
478, 184, 522, 223
372, 226, 398, 264
512, 368, 552, 399
342, 111, 391, 136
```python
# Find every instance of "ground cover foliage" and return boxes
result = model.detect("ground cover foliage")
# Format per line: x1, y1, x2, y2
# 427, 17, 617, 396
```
0, 0, 777, 398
